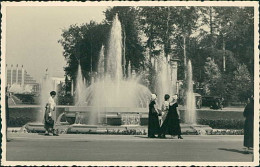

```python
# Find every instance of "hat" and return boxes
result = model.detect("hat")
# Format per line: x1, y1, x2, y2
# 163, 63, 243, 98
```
151, 94, 157, 101
172, 95, 178, 100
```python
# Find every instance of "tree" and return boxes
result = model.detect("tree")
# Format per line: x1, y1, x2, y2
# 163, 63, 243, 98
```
202, 57, 221, 96
231, 64, 253, 102
59, 21, 110, 82
192, 7, 254, 103
198, 7, 254, 76
139, 6, 199, 82
171, 7, 199, 80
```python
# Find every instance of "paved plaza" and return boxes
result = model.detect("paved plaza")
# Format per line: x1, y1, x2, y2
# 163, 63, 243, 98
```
5, 133, 253, 162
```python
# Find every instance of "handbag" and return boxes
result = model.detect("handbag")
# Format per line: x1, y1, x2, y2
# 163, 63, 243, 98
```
46, 117, 54, 124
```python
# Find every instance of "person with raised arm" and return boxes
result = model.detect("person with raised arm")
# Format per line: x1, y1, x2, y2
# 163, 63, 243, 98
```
160, 95, 183, 139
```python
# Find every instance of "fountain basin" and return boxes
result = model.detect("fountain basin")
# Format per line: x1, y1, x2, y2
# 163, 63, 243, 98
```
9, 105, 244, 128
26, 122, 46, 132
65, 106, 148, 113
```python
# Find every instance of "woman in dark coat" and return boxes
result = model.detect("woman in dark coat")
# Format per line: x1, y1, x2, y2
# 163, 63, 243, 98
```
160, 95, 183, 139
243, 96, 254, 150
148, 94, 160, 138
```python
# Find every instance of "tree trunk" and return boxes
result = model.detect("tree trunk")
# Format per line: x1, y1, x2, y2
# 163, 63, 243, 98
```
183, 34, 187, 79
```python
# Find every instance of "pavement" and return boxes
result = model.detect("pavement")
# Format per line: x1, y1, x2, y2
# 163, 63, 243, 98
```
5, 133, 254, 163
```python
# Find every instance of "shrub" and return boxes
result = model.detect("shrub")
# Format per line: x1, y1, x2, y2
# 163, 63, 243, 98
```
198, 119, 244, 129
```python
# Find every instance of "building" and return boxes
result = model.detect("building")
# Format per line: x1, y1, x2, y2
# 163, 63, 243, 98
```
6, 64, 40, 93
51, 77, 65, 91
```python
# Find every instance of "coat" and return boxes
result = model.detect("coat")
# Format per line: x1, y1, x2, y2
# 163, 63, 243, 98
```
148, 100, 160, 137
243, 101, 254, 148
161, 102, 181, 136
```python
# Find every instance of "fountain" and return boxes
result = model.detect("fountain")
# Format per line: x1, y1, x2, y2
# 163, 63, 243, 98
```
38, 71, 54, 122
98, 45, 105, 78
74, 64, 87, 106
25, 70, 58, 132
66, 14, 151, 130
180, 60, 212, 135
185, 60, 196, 124
155, 53, 173, 106
24, 16, 211, 135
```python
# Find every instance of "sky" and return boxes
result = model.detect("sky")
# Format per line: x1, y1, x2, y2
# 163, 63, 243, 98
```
6, 6, 108, 82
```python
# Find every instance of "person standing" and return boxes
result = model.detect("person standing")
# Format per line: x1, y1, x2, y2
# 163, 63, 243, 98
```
243, 96, 254, 152
44, 91, 58, 136
160, 94, 170, 126
148, 94, 160, 138
160, 95, 183, 139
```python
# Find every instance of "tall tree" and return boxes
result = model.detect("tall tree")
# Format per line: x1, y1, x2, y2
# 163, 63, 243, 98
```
59, 21, 109, 82
231, 64, 253, 102
214, 7, 254, 76
202, 57, 221, 96
139, 6, 199, 80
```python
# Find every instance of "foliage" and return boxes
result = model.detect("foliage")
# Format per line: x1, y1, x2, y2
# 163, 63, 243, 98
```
214, 7, 254, 75
58, 6, 254, 104
198, 119, 244, 130
56, 82, 74, 105
231, 64, 253, 102
13, 94, 36, 104
138, 6, 199, 87
202, 57, 221, 96
206, 129, 244, 135
193, 7, 254, 103
59, 21, 110, 82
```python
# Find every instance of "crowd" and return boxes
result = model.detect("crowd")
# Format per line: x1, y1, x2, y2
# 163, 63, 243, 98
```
148, 94, 183, 139
147, 92, 254, 153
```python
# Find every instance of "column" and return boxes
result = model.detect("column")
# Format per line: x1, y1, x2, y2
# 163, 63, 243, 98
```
21, 65, 25, 87
16, 64, 19, 84
10, 64, 13, 85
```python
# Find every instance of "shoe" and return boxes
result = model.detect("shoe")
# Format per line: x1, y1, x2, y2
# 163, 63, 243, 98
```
160, 135, 166, 139
178, 135, 183, 139
244, 150, 249, 154
53, 133, 59, 136
158, 134, 163, 138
